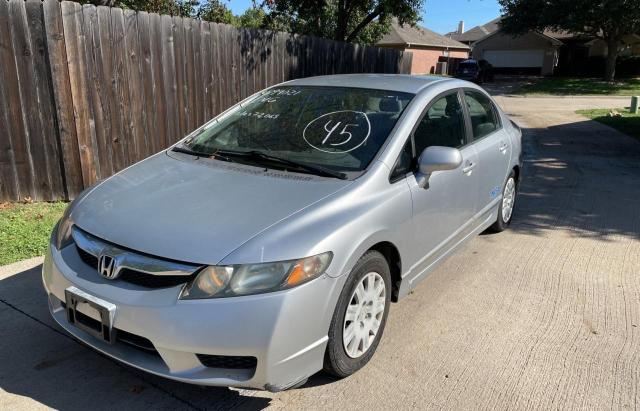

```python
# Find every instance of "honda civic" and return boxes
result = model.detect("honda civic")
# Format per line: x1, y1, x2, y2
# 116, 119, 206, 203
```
43, 74, 522, 391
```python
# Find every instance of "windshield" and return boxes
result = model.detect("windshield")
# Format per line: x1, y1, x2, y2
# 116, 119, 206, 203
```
181, 86, 414, 173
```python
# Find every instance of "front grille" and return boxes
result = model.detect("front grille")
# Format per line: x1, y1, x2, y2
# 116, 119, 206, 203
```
119, 269, 193, 288
77, 246, 98, 268
196, 354, 258, 370
75, 245, 195, 289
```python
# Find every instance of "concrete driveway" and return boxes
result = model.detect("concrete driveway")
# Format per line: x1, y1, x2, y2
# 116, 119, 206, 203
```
1, 94, 639, 410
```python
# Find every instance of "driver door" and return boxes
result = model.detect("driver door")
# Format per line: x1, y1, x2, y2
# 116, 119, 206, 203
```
405, 90, 479, 284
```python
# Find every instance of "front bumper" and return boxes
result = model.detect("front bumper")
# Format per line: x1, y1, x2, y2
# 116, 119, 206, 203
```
42, 240, 344, 391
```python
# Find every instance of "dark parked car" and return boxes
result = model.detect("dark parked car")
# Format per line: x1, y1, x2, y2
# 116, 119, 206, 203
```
455, 59, 494, 83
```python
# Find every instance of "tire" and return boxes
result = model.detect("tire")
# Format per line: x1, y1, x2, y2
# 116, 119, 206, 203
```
323, 251, 391, 378
488, 170, 517, 233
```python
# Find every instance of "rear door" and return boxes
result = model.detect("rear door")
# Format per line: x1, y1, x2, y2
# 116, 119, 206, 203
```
462, 90, 512, 217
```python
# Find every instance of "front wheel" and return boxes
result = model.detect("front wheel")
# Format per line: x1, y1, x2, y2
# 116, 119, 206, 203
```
488, 171, 517, 233
323, 251, 391, 377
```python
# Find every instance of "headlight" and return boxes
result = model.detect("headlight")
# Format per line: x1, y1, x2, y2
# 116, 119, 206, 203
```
55, 206, 74, 250
180, 252, 332, 300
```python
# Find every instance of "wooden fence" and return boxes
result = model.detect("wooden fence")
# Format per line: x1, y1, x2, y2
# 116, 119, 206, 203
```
0, 0, 412, 202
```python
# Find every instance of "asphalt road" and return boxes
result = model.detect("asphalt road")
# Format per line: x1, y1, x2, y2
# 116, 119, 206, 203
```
1, 92, 639, 410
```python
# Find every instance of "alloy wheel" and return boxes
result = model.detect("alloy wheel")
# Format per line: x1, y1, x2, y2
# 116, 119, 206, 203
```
343, 272, 386, 359
502, 177, 516, 223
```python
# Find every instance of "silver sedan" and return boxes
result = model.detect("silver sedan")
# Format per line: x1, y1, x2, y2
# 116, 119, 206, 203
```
43, 74, 522, 391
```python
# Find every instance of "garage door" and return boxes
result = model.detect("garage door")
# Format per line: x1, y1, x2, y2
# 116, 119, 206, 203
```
483, 50, 545, 68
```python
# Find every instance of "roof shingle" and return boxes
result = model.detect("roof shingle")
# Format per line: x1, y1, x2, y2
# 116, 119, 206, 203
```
377, 20, 470, 50
449, 17, 502, 43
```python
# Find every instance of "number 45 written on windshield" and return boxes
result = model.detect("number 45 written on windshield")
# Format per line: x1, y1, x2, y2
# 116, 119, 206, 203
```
322, 121, 358, 146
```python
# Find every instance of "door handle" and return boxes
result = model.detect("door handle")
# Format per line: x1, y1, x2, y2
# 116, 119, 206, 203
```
462, 162, 476, 174
499, 142, 509, 153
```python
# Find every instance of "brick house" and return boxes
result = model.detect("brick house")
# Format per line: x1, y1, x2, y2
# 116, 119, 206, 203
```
377, 20, 470, 75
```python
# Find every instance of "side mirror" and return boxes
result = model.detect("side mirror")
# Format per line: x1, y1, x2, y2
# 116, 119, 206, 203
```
415, 146, 463, 189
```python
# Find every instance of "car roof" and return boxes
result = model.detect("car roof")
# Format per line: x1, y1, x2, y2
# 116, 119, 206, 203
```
284, 74, 454, 94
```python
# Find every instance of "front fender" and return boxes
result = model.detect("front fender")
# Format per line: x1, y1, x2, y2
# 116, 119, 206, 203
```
220, 164, 414, 282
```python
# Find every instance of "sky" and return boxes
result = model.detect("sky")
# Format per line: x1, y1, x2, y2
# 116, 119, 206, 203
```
225, 0, 502, 35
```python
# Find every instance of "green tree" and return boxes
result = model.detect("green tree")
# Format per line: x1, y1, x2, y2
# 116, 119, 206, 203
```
198, 0, 236, 24
237, 6, 267, 28
264, 0, 425, 44
498, 0, 640, 81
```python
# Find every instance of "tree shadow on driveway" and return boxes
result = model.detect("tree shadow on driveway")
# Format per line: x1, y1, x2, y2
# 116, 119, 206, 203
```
503, 117, 640, 241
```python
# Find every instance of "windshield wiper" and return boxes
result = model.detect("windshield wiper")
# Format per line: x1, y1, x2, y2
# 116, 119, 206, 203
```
214, 149, 348, 180
171, 146, 233, 162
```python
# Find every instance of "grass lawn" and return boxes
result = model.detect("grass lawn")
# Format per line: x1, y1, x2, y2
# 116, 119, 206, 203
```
520, 77, 640, 96
0, 201, 67, 266
576, 108, 640, 141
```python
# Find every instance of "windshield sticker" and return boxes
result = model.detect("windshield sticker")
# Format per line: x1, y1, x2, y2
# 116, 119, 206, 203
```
303, 110, 371, 154
240, 111, 280, 120
257, 88, 302, 103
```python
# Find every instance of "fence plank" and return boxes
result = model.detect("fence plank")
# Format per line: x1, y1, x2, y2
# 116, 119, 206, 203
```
0, 64, 19, 200
216, 23, 227, 113
210, 23, 221, 120
0, 78, 19, 201
10, 0, 49, 200
182, 16, 193, 132
124, 9, 147, 162
43, 0, 82, 199
148, 13, 168, 151
93, 6, 118, 176
239, 28, 249, 99
0, 0, 23, 201
230, 26, 241, 105
25, 0, 65, 200
81, 4, 110, 179
61, 1, 98, 187
160, 14, 178, 145
191, 18, 203, 127
138, 12, 159, 154
220, 25, 232, 108
183, 18, 196, 131
110, 7, 135, 168
172, 16, 187, 140
200, 21, 212, 122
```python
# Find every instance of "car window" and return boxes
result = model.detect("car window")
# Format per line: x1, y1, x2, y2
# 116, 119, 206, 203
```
464, 91, 500, 139
390, 139, 413, 182
413, 92, 467, 156
182, 86, 414, 173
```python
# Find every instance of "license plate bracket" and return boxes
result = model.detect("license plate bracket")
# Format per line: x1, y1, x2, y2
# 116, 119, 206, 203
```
65, 286, 117, 344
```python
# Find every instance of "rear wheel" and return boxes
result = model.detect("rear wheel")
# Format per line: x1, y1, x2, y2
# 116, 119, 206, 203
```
488, 171, 517, 232
324, 251, 391, 377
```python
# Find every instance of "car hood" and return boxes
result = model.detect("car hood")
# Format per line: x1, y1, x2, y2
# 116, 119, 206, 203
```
71, 152, 352, 265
